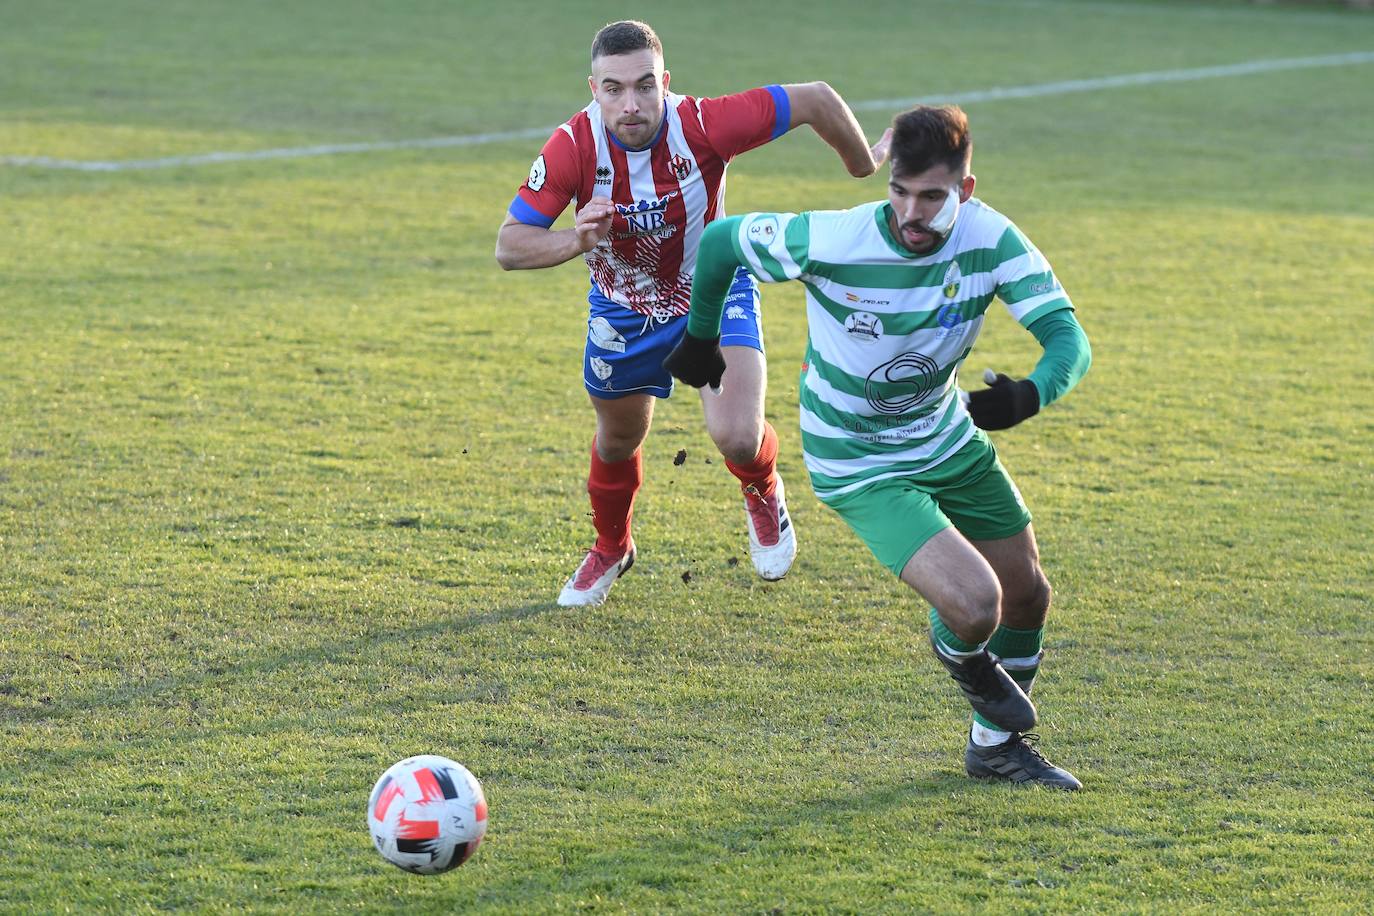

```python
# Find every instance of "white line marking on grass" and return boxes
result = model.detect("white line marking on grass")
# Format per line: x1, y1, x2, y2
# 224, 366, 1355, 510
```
851, 50, 1374, 111
0, 126, 557, 172
5, 51, 1372, 172
983, 0, 1374, 28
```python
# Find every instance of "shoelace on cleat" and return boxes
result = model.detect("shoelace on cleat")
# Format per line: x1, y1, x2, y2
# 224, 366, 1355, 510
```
745, 492, 780, 543
572, 548, 622, 588
1011, 733, 1051, 764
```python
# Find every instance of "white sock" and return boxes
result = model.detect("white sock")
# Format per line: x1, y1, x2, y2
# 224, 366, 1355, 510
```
933, 637, 985, 661
971, 722, 1013, 747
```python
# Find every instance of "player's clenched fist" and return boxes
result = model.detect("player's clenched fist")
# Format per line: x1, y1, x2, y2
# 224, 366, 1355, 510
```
967, 368, 1040, 430
662, 331, 726, 390
574, 196, 615, 252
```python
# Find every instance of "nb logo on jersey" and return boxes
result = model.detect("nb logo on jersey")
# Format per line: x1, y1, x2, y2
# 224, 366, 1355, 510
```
616, 192, 678, 234
669, 154, 692, 180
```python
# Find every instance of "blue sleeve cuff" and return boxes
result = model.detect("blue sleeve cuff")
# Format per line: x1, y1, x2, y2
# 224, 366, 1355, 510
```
765, 84, 791, 140
508, 195, 555, 228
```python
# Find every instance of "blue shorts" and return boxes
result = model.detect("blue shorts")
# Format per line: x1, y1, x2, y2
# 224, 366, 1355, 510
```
583, 267, 764, 399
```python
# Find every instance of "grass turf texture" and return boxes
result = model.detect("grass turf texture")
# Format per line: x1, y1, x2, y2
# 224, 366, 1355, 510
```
2, 0, 1372, 910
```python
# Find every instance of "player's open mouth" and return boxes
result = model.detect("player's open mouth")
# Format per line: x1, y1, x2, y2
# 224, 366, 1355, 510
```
902, 226, 930, 244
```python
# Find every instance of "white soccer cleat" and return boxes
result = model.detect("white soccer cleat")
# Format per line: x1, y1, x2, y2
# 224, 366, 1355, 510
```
557, 541, 636, 607
743, 474, 797, 581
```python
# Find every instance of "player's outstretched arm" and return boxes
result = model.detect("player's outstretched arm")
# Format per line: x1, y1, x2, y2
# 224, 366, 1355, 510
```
494, 197, 615, 270
663, 217, 750, 389
783, 82, 887, 178
967, 310, 1091, 430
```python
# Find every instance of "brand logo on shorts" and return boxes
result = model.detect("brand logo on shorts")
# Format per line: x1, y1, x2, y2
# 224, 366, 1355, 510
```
725, 305, 748, 321
845, 311, 883, 343
588, 317, 627, 353
589, 356, 613, 381
865, 351, 941, 414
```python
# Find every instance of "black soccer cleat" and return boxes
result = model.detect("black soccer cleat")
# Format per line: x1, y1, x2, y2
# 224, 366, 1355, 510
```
929, 633, 1038, 733
965, 732, 1082, 790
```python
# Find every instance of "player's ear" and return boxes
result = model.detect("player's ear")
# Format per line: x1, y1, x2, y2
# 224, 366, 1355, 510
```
662, 69, 670, 95
588, 74, 597, 97
959, 174, 976, 202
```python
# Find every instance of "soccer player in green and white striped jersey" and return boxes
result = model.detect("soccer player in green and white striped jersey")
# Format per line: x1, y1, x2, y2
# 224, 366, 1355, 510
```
665, 105, 1091, 788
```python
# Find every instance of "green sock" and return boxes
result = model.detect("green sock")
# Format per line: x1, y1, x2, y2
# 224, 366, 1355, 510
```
928, 607, 983, 654
972, 624, 1044, 731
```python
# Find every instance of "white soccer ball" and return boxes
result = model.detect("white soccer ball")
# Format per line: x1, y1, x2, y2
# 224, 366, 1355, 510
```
367, 754, 488, 874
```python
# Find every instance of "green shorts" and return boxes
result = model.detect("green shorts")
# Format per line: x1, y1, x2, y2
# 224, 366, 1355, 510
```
822, 432, 1032, 576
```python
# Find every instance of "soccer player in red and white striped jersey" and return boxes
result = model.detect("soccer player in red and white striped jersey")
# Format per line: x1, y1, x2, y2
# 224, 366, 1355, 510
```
497, 20, 888, 607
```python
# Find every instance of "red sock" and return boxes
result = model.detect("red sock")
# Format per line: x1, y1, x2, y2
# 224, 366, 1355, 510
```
587, 439, 642, 554
724, 422, 778, 499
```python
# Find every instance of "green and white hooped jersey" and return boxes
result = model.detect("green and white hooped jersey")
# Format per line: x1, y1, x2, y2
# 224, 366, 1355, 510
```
731, 199, 1072, 500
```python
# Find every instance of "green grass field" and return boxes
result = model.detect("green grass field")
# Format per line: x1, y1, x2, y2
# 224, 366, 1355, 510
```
2, 0, 1372, 910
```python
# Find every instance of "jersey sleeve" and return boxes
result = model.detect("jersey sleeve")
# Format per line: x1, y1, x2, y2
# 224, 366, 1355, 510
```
1025, 309, 1091, 408
507, 126, 581, 228
686, 211, 809, 339
992, 223, 1075, 326
696, 85, 791, 160
732, 210, 811, 283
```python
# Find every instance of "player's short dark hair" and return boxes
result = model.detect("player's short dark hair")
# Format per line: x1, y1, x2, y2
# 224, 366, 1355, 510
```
591, 20, 663, 62
889, 105, 972, 178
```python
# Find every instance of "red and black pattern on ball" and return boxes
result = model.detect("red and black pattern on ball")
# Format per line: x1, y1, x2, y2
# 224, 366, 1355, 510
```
429, 765, 461, 801
370, 774, 403, 821
412, 766, 450, 803
438, 840, 477, 872
394, 766, 449, 844
396, 808, 441, 840
396, 837, 439, 856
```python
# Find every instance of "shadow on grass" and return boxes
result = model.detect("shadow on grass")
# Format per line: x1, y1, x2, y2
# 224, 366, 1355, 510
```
464, 774, 966, 909
0, 600, 557, 742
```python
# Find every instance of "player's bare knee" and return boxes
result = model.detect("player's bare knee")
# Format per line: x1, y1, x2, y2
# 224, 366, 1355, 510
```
1003, 567, 1051, 628
1031, 571, 1051, 617
710, 426, 762, 465
941, 583, 1001, 643
595, 433, 643, 463
969, 591, 1002, 640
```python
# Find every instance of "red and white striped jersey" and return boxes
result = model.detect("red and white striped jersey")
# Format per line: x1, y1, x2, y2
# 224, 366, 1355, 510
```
509, 86, 791, 318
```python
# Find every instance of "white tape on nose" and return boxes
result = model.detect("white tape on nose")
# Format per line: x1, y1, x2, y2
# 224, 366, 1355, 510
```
928, 187, 960, 235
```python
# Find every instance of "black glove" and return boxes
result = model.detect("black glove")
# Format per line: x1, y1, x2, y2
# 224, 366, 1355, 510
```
967, 371, 1040, 430
663, 331, 726, 389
